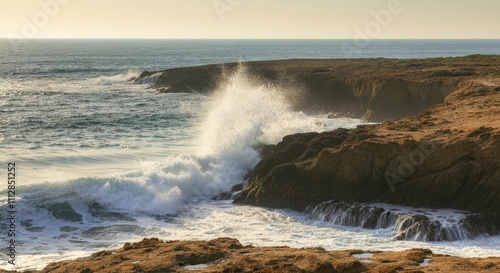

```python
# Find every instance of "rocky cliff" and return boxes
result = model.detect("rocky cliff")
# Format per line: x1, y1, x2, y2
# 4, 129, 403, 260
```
137, 56, 500, 238
234, 78, 500, 235
137, 55, 499, 121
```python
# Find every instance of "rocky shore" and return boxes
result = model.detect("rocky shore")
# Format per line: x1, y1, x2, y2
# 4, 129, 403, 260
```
233, 66, 500, 239
137, 55, 500, 240
3, 238, 499, 273
8, 56, 496, 272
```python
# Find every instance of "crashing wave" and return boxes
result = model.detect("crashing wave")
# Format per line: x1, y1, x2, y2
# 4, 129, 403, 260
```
95, 70, 142, 85
134, 72, 162, 85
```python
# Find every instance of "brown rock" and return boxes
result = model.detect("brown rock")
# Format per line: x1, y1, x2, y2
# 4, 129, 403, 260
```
3, 238, 499, 273
136, 56, 500, 121
234, 67, 500, 235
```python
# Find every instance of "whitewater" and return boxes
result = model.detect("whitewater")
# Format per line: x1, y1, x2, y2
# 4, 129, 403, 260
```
1, 39, 500, 270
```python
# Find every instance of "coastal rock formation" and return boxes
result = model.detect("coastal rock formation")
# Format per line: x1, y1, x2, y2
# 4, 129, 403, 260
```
137, 56, 500, 239
305, 201, 497, 241
4, 238, 500, 273
234, 78, 500, 236
137, 55, 500, 121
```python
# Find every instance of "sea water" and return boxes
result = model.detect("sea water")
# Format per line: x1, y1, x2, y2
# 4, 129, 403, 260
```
1, 39, 500, 270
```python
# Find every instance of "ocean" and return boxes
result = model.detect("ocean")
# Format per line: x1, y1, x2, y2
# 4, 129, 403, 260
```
1, 39, 500, 270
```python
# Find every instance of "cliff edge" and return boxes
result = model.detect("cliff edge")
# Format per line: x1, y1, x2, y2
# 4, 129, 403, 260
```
137, 55, 500, 121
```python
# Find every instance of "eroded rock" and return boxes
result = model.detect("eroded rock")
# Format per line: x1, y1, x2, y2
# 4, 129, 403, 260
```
5, 238, 500, 273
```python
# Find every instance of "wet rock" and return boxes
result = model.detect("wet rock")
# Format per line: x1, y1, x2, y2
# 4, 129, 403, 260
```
306, 201, 491, 241
459, 214, 498, 237
213, 183, 245, 200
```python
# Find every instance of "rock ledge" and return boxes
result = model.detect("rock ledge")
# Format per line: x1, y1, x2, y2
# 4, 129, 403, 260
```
4, 238, 500, 273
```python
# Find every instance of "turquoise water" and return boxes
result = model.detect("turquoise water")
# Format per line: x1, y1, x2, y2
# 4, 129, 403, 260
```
1, 39, 500, 270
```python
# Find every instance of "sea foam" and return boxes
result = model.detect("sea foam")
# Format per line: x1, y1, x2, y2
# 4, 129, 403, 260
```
18, 63, 323, 216
94, 70, 142, 85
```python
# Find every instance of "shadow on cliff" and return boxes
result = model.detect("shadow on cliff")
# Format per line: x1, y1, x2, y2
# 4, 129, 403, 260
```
137, 57, 486, 122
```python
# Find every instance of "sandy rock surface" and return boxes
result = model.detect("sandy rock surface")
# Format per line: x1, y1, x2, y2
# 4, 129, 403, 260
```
2, 238, 499, 273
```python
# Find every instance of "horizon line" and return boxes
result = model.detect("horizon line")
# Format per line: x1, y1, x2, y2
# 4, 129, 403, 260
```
2, 37, 500, 40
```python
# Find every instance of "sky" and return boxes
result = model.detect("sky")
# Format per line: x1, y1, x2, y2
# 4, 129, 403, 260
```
1, 0, 499, 39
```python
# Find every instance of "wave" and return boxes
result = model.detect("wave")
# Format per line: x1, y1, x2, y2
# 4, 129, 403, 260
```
134, 72, 161, 85
94, 70, 142, 85
50, 67, 118, 74
198, 63, 322, 164
17, 63, 324, 217
5, 67, 134, 89
11, 67, 117, 75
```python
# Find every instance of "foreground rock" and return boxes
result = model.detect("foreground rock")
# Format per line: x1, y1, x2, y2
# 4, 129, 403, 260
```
3, 238, 499, 273
234, 75, 500, 236
137, 55, 500, 121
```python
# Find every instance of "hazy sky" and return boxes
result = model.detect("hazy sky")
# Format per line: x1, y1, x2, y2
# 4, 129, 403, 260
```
1, 0, 499, 39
